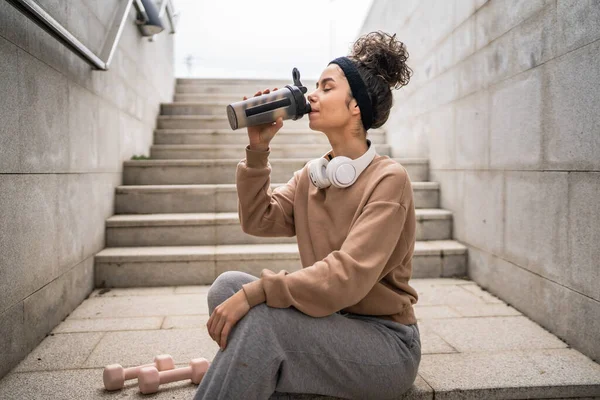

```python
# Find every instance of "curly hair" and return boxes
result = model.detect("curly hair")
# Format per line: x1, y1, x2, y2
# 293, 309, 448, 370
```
347, 31, 413, 130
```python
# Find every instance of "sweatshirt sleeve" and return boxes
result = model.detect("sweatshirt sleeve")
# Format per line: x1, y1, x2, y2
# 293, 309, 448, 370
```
242, 167, 411, 314
236, 144, 297, 237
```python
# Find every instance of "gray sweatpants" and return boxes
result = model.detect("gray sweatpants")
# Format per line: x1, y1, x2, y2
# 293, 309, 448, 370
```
193, 271, 421, 400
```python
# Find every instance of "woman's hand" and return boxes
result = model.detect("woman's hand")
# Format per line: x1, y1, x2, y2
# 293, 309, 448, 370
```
207, 289, 251, 351
244, 88, 284, 151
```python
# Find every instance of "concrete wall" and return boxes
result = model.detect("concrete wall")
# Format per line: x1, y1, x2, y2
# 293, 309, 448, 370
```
0, 0, 174, 378
361, 0, 600, 362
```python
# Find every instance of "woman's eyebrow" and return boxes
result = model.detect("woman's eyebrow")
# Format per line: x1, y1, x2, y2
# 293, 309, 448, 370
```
316, 77, 335, 88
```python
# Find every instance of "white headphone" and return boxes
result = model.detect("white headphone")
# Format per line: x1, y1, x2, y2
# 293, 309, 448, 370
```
308, 139, 377, 189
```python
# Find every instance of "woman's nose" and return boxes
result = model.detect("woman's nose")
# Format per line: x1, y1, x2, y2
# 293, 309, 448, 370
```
307, 92, 317, 103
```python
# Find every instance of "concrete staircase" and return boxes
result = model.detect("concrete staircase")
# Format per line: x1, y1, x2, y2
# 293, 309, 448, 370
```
2, 78, 600, 400
94, 78, 468, 288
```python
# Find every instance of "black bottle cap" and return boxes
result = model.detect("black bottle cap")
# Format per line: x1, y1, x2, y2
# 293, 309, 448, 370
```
287, 67, 312, 119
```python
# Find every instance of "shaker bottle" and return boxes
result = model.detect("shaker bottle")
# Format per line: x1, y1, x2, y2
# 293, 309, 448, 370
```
226, 67, 312, 130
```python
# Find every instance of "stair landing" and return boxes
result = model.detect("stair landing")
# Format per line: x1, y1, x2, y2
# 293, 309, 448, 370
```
1, 278, 599, 399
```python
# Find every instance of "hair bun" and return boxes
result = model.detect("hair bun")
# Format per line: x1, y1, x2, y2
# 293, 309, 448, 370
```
350, 31, 412, 90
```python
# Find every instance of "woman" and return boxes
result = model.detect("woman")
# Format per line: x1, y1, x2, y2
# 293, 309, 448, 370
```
194, 31, 420, 400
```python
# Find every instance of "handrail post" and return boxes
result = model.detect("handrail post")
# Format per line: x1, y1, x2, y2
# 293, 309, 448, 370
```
149, 0, 177, 42
100, 0, 134, 69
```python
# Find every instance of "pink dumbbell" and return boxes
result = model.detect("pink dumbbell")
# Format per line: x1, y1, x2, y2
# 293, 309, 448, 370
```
103, 354, 175, 391
138, 357, 210, 394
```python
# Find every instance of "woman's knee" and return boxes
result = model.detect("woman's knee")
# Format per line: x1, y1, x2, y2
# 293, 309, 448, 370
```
211, 271, 257, 291
207, 271, 257, 313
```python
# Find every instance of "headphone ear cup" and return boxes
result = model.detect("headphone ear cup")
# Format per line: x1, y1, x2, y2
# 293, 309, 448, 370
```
308, 157, 331, 188
326, 156, 354, 188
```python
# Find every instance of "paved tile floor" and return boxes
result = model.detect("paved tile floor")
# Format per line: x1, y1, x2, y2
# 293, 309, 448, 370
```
1, 278, 599, 399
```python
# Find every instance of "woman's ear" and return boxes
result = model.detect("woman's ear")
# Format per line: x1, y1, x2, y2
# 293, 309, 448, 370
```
349, 98, 361, 117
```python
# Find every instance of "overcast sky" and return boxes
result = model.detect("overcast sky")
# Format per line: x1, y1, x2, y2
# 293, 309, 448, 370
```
172, 0, 374, 80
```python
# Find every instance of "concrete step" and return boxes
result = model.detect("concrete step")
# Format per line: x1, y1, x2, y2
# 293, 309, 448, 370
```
157, 115, 313, 130
175, 79, 316, 95
173, 93, 263, 103
115, 182, 440, 214
176, 77, 317, 87
122, 158, 429, 185
154, 128, 387, 145
175, 84, 280, 95
161, 101, 234, 116
104, 209, 453, 247
150, 143, 393, 159
4, 279, 600, 399
174, 80, 316, 95
94, 240, 467, 287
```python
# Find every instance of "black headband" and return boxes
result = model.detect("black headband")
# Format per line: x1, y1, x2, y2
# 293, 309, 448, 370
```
328, 56, 373, 130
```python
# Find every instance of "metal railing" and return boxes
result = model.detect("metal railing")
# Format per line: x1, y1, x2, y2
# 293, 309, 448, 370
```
155, 0, 178, 34
4, 0, 179, 70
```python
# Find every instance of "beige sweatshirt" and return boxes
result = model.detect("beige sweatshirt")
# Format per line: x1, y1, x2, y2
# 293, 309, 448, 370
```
237, 144, 419, 325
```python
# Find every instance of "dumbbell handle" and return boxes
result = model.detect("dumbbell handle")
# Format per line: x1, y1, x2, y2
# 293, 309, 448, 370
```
123, 363, 156, 380
159, 366, 192, 385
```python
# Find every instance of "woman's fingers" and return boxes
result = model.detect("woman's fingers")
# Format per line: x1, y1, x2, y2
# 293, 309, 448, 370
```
213, 316, 227, 349
208, 314, 219, 343
220, 323, 232, 350
206, 313, 214, 341
207, 315, 232, 350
